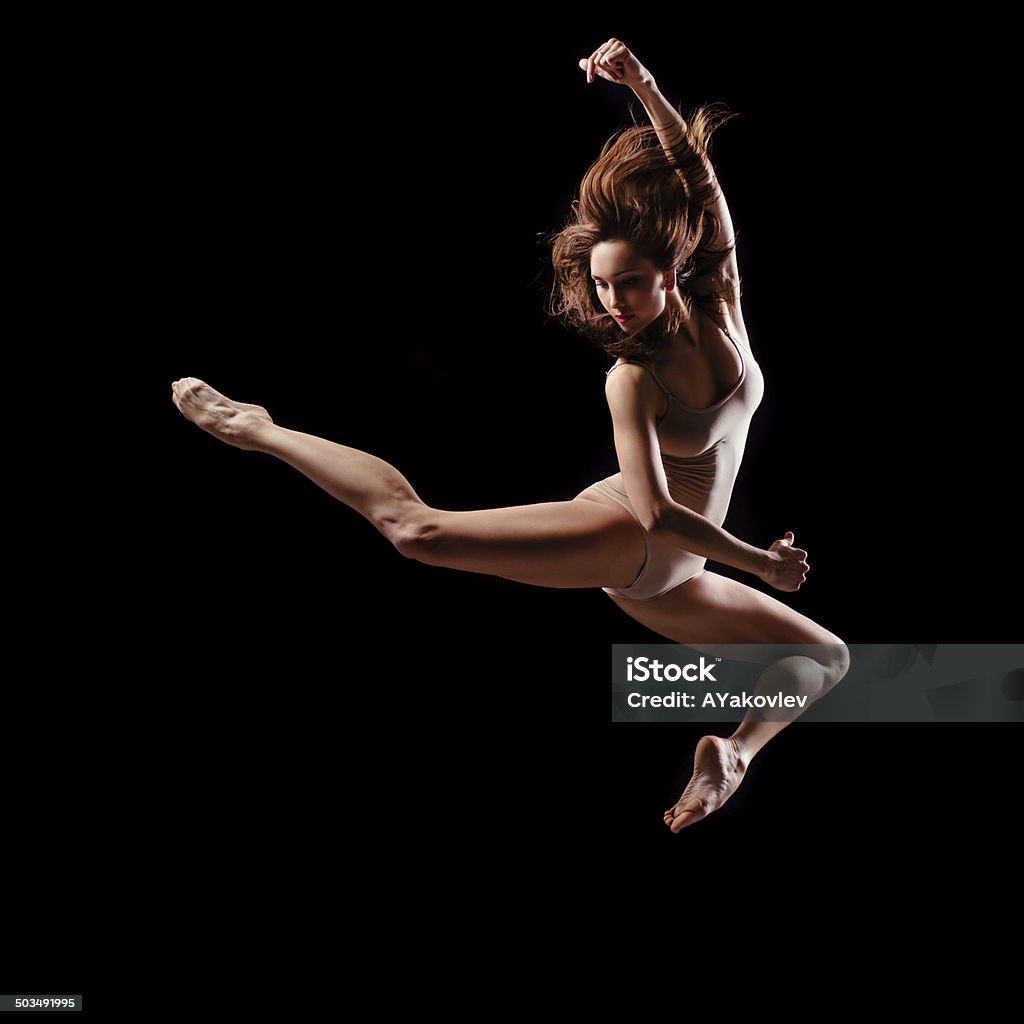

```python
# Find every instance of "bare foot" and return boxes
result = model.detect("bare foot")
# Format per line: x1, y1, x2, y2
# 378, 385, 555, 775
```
664, 735, 749, 833
171, 378, 274, 450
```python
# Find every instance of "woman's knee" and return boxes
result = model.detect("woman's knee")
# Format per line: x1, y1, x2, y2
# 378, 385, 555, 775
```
819, 638, 851, 691
386, 507, 440, 560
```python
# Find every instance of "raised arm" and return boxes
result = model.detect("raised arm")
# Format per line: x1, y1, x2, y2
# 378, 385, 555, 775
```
633, 81, 739, 277
582, 40, 741, 298
605, 367, 807, 591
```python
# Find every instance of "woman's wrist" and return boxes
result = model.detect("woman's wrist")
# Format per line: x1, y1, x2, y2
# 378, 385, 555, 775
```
752, 549, 775, 580
631, 73, 658, 96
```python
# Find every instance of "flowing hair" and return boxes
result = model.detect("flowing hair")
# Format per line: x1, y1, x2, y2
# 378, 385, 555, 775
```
542, 100, 740, 362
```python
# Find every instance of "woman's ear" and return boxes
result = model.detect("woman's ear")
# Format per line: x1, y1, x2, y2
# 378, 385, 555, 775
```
663, 267, 677, 291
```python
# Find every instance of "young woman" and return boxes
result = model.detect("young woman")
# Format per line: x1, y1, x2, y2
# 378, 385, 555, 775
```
171, 39, 849, 833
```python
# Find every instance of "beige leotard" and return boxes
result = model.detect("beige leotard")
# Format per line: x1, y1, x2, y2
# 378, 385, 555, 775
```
587, 316, 765, 600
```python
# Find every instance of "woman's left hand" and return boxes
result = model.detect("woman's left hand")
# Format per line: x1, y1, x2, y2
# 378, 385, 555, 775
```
578, 39, 651, 89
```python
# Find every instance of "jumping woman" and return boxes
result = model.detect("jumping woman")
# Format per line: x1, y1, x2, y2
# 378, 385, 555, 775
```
172, 39, 850, 833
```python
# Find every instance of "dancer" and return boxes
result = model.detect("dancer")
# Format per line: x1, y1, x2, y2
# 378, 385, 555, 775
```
172, 39, 849, 833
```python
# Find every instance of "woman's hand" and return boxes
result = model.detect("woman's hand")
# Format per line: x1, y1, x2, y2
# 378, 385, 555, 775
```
758, 531, 810, 592
578, 38, 652, 89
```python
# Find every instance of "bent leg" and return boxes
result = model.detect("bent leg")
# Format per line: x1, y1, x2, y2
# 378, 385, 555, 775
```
607, 569, 849, 710
606, 570, 851, 831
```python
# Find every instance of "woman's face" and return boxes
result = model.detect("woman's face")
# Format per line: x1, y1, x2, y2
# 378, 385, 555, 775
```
590, 239, 673, 334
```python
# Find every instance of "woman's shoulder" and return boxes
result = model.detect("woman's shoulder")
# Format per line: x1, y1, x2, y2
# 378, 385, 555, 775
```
605, 360, 669, 403
606, 357, 654, 377
604, 359, 670, 422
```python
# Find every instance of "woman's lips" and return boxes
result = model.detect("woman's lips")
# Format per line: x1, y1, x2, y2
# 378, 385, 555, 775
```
616, 314, 635, 323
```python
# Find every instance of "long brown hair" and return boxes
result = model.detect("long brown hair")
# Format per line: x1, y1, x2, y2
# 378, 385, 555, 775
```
543, 100, 739, 362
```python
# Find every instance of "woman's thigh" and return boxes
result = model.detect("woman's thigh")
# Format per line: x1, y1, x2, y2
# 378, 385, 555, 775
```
606, 568, 847, 666
398, 491, 646, 590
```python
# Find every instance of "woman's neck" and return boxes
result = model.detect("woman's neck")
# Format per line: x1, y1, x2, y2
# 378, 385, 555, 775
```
664, 290, 700, 350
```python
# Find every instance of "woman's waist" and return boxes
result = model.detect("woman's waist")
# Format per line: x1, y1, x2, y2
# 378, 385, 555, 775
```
598, 469, 738, 501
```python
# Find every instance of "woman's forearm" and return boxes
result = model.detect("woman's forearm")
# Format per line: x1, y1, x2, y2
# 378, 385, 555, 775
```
651, 501, 768, 577
631, 78, 719, 198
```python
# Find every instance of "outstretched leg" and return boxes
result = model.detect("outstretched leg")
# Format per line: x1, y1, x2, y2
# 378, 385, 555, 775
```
605, 572, 851, 833
171, 378, 647, 590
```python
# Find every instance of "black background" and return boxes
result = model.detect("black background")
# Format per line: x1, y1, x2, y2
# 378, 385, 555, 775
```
11, 16, 1021, 1006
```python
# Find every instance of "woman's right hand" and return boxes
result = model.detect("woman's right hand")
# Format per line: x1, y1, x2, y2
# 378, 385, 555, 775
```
759, 531, 810, 592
